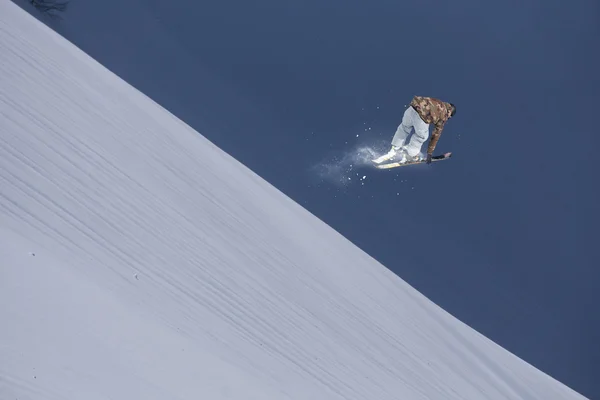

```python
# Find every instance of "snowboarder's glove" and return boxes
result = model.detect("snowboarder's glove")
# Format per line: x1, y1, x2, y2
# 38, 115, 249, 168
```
426, 154, 432, 164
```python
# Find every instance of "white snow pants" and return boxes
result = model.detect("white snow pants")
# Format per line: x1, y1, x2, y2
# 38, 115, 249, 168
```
391, 106, 430, 157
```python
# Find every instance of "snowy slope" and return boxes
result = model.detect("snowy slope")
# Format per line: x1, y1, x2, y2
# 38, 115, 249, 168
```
0, 2, 586, 399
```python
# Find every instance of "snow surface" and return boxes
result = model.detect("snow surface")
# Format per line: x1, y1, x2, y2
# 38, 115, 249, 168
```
0, 2, 587, 399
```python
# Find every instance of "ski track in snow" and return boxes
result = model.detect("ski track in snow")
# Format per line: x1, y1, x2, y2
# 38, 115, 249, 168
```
0, 2, 587, 399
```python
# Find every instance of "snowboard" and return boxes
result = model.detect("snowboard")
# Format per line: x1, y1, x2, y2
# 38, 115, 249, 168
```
374, 152, 452, 169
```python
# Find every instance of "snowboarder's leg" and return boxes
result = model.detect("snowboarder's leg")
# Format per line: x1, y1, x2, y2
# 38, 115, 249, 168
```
404, 107, 429, 158
391, 107, 414, 148
372, 107, 422, 164
372, 108, 412, 164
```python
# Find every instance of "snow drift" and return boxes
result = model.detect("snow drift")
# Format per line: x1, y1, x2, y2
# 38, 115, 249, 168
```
0, 2, 586, 399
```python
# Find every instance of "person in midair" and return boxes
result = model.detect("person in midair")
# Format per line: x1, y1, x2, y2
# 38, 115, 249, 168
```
373, 96, 456, 165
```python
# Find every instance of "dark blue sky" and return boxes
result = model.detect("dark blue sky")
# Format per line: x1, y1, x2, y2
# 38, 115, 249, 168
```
20, 0, 599, 397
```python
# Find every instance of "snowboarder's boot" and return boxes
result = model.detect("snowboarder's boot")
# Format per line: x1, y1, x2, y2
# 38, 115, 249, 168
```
372, 145, 404, 164
398, 152, 422, 164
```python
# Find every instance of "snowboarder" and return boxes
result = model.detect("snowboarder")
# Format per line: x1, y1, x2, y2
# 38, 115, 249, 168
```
373, 96, 456, 165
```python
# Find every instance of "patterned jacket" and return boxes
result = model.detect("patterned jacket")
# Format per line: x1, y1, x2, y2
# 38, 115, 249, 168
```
409, 96, 454, 155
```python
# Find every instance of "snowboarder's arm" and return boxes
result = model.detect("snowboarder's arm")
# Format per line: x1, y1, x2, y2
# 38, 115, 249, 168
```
427, 122, 445, 155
